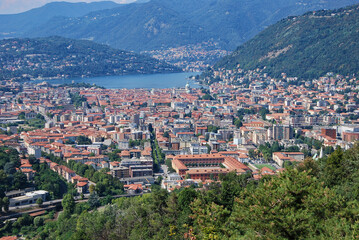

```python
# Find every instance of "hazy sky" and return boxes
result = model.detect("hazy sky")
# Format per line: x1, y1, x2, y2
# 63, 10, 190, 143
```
0, 0, 136, 14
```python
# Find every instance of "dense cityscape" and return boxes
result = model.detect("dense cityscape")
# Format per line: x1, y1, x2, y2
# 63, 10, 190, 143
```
0, 63, 358, 238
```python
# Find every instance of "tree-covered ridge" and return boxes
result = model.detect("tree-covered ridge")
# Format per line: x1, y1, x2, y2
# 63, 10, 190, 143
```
0, 36, 180, 81
216, 4, 359, 79
4, 143, 359, 239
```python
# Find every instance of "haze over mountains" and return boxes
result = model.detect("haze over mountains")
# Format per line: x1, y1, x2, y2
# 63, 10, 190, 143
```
0, 1, 120, 37
1, 0, 359, 53
216, 4, 359, 79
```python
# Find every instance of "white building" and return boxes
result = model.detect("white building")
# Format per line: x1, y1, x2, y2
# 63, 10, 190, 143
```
9, 190, 48, 207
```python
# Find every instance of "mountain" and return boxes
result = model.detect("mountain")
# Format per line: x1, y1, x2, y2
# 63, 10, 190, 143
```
16, 0, 359, 52
157, 0, 359, 50
0, 36, 180, 81
27, 2, 211, 52
0, 1, 120, 38
216, 4, 359, 79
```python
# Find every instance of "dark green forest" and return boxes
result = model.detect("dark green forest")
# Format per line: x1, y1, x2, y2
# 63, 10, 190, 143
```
216, 4, 359, 79
1, 143, 359, 239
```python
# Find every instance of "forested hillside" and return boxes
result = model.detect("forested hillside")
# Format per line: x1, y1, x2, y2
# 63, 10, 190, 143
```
2, 144, 359, 239
216, 4, 359, 79
0, 36, 180, 81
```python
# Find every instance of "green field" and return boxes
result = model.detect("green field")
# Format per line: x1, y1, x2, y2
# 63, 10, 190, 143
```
254, 164, 276, 171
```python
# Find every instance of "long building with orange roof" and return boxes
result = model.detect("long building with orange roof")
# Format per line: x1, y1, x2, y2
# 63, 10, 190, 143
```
172, 154, 251, 180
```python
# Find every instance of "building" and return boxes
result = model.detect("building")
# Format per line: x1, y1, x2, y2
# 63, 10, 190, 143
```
27, 146, 42, 158
269, 125, 294, 140
111, 166, 130, 179
76, 181, 89, 194
129, 165, 153, 178
9, 190, 48, 207
321, 128, 336, 139
190, 144, 208, 155
186, 168, 231, 181
272, 152, 305, 167
195, 126, 207, 136
124, 184, 143, 194
171, 154, 250, 180
343, 131, 359, 142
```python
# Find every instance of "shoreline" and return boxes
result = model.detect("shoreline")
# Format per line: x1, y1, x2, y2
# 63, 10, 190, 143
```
27, 72, 205, 90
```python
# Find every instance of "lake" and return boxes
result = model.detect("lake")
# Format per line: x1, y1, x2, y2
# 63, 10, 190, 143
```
32, 72, 202, 89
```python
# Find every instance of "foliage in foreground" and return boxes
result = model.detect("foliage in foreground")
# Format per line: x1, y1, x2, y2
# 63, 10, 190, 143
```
3, 144, 359, 239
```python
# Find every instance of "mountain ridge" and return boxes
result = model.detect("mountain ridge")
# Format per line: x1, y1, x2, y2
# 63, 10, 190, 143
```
215, 4, 359, 79
2, 0, 359, 52
0, 36, 180, 81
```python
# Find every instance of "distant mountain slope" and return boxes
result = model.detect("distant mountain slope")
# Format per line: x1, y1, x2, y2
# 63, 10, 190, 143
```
0, 1, 120, 38
19, 0, 359, 52
216, 4, 359, 79
28, 2, 212, 52
0, 36, 179, 81
157, 0, 359, 50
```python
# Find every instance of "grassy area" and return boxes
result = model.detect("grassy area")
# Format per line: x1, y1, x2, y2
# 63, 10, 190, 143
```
254, 164, 276, 171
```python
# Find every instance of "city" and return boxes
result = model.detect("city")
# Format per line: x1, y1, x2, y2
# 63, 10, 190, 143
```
0, 0, 359, 239
0, 66, 358, 201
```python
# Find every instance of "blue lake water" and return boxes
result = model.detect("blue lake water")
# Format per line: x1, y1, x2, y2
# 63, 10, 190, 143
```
33, 72, 202, 89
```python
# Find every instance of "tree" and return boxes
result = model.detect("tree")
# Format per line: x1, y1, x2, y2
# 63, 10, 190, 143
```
228, 169, 348, 239
2, 197, 9, 212
36, 197, 43, 207
89, 184, 95, 194
286, 146, 300, 152
62, 194, 75, 217
208, 125, 220, 133
76, 136, 92, 145
248, 149, 256, 159
66, 139, 75, 145
202, 94, 214, 100
4, 162, 16, 175
206, 144, 211, 154
163, 131, 170, 138
271, 141, 281, 152
297, 157, 320, 178
12, 214, 33, 229
28, 155, 37, 165
219, 172, 252, 211
13, 171, 28, 189
148, 123, 153, 133
259, 108, 269, 120
178, 188, 197, 211
18, 112, 25, 120
191, 200, 231, 239
234, 118, 242, 128
88, 192, 100, 209
321, 147, 345, 187
34, 216, 44, 227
